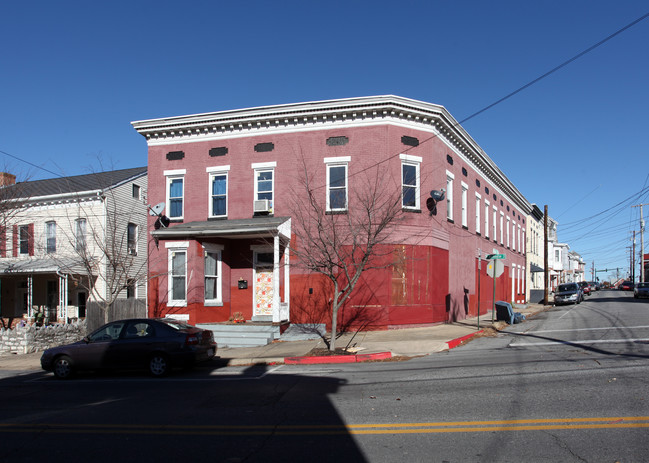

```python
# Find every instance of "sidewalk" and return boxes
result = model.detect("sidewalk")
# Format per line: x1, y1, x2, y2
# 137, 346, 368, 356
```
0, 303, 547, 371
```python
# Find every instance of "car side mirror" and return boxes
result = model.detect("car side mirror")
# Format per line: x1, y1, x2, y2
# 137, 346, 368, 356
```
83, 336, 90, 344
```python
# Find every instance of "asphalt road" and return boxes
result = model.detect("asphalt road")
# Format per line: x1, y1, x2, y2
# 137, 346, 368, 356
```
1, 289, 648, 462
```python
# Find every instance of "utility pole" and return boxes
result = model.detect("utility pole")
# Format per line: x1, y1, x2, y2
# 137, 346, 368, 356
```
544, 205, 549, 305
632, 203, 647, 283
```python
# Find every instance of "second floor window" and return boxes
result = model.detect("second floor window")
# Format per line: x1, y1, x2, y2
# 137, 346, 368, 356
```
127, 223, 137, 256
168, 177, 184, 219
19, 225, 30, 255
211, 173, 228, 217
401, 155, 421, 210
75, 219, 86, 253
446, 171, 454, 221
325, 157, 350, 212
46, 221, 56, 254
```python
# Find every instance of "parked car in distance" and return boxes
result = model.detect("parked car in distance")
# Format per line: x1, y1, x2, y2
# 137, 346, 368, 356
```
579, 281, 591, 295
619, 281, 634, 291
554, 283, 583, 306
634, 282, 649, 299
589, 281, 600, 291
41, 318, 217, 379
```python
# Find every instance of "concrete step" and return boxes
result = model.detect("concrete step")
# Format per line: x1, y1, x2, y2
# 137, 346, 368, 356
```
198, 323, 280, 348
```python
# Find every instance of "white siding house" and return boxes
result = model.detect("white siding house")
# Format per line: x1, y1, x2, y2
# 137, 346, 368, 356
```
0, 167, 147, 323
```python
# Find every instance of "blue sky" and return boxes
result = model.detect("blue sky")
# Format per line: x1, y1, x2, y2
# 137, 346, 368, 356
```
1, 1, 648, 281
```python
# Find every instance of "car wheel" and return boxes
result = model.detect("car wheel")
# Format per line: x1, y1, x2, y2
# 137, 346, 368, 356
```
53, 355, 74, 379
149, 353, 170, 377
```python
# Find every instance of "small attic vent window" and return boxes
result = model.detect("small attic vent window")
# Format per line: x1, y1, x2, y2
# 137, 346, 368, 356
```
326, 136, 349, 146
401, 136, 419, 147
166, 151, 185, 161
462, 167, 468, 177
446, 155, 453, 165
209, 147, 228, 157
254, 142, 274, 152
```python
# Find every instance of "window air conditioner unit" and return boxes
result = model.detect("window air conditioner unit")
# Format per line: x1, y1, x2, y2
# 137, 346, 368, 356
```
254, 199, 271, 213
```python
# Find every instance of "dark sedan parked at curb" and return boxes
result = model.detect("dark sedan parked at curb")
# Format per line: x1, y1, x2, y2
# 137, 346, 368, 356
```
554, 283, 583, 306
41, 318, 217, 379
635, 282, 649, 299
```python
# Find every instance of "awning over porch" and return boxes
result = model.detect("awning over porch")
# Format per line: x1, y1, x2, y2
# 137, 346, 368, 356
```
151, 216, 292, 240
0, 257, 91, 275
530, 263, 544, 273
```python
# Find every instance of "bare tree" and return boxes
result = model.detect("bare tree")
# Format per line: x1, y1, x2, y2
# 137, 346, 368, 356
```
289, 159, 407, 351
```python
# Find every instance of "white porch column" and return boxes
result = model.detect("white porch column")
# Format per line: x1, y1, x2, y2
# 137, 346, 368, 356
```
27, 276, 33, 318
283, 242, 290, 322
272, 235, 281, 323
58, 273, 68, 323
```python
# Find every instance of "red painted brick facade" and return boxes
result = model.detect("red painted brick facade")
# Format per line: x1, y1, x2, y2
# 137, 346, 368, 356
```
135, 97, 529, 329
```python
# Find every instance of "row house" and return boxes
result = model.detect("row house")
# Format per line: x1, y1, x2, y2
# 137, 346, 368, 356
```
132, 96, 531, 330
526, 204, 545, 303
0, 168, 147, 323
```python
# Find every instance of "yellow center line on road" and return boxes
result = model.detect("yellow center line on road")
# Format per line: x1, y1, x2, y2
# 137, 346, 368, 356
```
1, 417, 648, 436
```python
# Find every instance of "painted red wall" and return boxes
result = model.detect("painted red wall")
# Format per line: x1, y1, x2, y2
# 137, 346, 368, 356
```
146, 123, 528, 327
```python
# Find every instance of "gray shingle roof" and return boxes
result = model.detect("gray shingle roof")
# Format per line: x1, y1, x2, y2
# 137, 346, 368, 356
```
4, 167, 147, 199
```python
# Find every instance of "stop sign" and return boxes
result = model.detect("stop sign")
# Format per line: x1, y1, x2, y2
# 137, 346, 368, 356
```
487, 259, 504, 278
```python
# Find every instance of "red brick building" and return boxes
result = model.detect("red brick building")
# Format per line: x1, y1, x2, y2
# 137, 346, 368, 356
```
132, 96, 531, 330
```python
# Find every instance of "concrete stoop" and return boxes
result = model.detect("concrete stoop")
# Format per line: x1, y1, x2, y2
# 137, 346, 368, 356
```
198, 323, 280, 348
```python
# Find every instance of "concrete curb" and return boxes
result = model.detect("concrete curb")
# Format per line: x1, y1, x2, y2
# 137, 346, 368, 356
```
446, 330, 484, 349
285, 351, 392, 365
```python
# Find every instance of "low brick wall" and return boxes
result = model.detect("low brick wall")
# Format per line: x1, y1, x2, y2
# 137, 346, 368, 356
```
0, 321, 87, 355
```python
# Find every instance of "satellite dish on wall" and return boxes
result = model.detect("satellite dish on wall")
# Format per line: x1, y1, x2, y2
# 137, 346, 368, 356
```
427, 189, 446, 216
430, 189, 446, 202
148, 202, 170, 229
148, 202, 166, 216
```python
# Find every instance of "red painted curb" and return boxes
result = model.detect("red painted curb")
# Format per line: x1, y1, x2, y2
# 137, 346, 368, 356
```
446, 330, 483, 349
284, 351, 392, 365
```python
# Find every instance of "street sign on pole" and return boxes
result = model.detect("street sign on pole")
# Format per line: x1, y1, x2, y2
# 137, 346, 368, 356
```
486, 253, 505, 260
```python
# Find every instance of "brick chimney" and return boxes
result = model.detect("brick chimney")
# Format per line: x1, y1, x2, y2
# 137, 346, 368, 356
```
0, 172, 16, 186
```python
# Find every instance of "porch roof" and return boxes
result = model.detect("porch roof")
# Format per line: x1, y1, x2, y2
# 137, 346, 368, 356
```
151, 216, 291, 240
0, 257, 90, 275
530, 263, 544, 273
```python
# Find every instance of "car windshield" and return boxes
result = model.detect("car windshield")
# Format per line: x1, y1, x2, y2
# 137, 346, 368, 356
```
638, 283, 649, 288
558, 284, 576, 291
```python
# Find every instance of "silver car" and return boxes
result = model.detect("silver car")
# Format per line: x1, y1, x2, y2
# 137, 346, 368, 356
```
554, 283, 583, 306
634, 282, 649, 299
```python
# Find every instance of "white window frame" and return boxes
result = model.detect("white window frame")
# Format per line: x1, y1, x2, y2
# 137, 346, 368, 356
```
18, 224, 29, 255
127, 222, 138, 256
75, 218, 87, 253
207, 165, 230, 218
203, 243, 224, 306
45, 221, 56, 254
492, 206, 497, 242
484, 200, 490, 238
165, 169, 186, 221
507, 217, 511, 248
461, 182, 468, 227
512, 221, 516, 251
166, 241, 189, 307
324, 157, 350, 212
400, 154, 421, 210
252, 162, 276, 212
446, 171, 454, 221
499, 211, 504, 245
475, 193, 481, 234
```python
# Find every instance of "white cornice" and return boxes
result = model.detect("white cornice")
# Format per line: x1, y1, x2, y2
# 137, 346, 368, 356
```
131, 95, 531, 213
